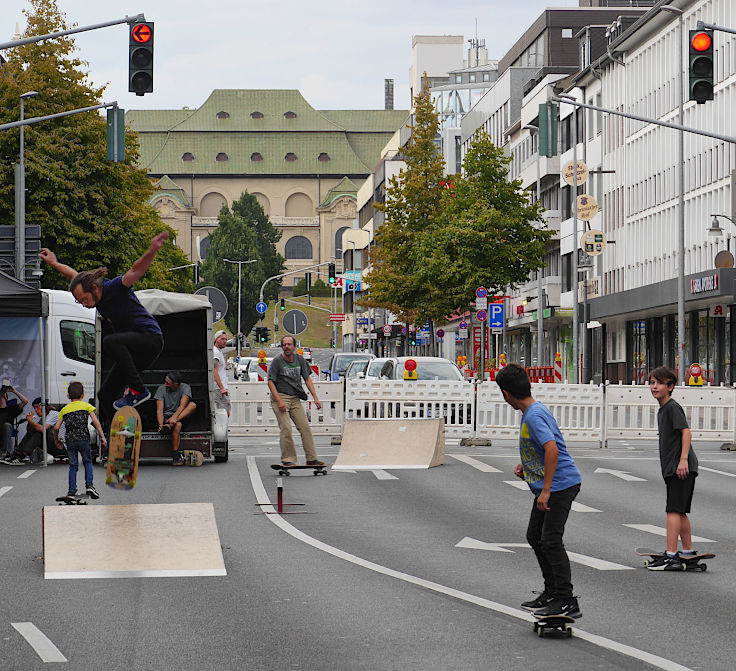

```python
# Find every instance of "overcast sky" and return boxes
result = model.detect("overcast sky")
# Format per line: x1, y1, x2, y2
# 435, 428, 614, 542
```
10, 0, 574, 112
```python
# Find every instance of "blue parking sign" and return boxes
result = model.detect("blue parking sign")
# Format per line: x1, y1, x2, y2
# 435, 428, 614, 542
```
489, 302, 504, 328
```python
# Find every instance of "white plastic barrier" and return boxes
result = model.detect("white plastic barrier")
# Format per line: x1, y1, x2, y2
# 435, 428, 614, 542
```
344, 379, 476, 439
476, 382, 604, 444
229, 381, 344, 436
605, 383, 736, 443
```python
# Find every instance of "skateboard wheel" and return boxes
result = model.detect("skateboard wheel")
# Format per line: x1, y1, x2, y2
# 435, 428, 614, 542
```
537, 628, 544, 638
699, 563, 707, 571
566, 629, 573, 638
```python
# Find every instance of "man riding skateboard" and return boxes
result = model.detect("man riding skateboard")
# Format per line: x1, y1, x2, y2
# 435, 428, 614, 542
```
267, 335, 324, 467
40, 232, 169, 436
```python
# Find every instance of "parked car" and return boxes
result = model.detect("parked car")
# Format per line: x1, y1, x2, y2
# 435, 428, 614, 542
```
365, 357, 391, 379
345, 359, 371, 379
379, 356, 464, 381
323, 352, 375, 380
235, 357, 273, 381
299, 347, 312, 362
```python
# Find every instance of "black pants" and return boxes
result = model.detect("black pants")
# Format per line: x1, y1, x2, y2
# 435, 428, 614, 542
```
526, 483, 580, 599
98, 331, 163, 429
16, 427, 66, 459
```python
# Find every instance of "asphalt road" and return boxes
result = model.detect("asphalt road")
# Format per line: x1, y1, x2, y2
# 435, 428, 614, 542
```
1, 436, 734, 670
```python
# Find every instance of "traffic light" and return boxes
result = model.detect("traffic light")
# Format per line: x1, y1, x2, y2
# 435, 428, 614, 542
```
305, 272, 312, 292
129, 21, 154, 96
689, 29, 714, 104
328, 263, 336, 284
260, 327, 271, 343
280, 298, 285, 311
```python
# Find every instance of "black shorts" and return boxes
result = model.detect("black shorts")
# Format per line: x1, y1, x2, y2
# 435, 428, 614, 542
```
665, 473, 696, 514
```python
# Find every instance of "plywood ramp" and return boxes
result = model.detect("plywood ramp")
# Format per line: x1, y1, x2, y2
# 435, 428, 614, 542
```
43, 503, 227, 579
332, 419, 445, 470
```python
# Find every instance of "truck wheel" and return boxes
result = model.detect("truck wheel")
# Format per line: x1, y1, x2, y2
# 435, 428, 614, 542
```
213, 441, 228, 463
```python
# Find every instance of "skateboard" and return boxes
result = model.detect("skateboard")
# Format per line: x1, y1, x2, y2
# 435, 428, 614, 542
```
533, 614, 575, 638
106, 406, 141, 490
635, 547, 715, 571
56, 494, 89, 506
182, 450, 204, 466
271, 463, 328, 476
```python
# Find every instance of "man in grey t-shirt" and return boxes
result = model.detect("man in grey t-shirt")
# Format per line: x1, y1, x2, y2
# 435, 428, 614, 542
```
154, 371, 197, 465
267, 335, 323, 466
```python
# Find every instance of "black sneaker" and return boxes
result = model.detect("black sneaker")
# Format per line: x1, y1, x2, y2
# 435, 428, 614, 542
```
521, 591, 553, 611
534, 596, 582, 619
86, 485, 100, 499
646, 552, 682, 571
66, 490, 77, 497
2, 456, 25, 466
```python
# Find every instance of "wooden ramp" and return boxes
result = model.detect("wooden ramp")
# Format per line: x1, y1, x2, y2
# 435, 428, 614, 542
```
42, 503, 227, 579
332, 419, 445, 470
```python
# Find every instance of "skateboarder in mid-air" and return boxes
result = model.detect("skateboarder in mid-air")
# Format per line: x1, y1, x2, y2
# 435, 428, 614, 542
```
40, 232, 168, 432
495, 364, 582, 619
647, 366, 700, 571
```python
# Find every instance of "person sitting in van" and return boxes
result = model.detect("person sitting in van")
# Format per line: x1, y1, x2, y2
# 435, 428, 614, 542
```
7, 397, 66, 464
154, 371, 197, 467
0, 383, 29, 461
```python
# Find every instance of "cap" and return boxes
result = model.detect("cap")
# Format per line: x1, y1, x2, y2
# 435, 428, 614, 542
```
214, 330, 227, 339
32, 397, 42, 406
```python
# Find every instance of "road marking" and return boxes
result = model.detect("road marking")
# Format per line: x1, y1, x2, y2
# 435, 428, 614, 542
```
17, 470, 36, 479
571, 501, 602, 513
247, 456, 691, 671
503, 480, 528, 491
456, 537, 633, 571
623, 524, 716, 543
448, 454, 502, 472
0, 486, 12, 498
372, 470, 398, 480
594, 467, 647, 481
11, 622, 67, 662
699, 466, 736, 477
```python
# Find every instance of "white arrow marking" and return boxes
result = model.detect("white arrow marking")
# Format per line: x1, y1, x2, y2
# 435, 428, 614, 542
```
0, 486, 12, 498
456, 537, 633, 570
12, 622, 67, 662
623, 524, 716, 543
504, 480, 529, 491
449, 454, 502, 473
594, 467, 647, 481
372, 470, 398, 480
699, 466, 736, 478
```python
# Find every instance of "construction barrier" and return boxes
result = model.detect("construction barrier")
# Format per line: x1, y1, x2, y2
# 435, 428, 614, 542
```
554, 352, 563, 383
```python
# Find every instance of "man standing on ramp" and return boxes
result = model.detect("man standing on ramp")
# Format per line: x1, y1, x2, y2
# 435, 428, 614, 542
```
267, 335, 324, 467
39, 232, 168, 433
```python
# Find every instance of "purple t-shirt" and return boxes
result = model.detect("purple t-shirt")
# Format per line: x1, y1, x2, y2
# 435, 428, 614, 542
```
96, 276, 162, 335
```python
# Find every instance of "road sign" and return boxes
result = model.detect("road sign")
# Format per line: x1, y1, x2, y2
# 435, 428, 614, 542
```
475, 296, 487, 310
283, 309, 308, 335
476, 309, 487, 322
457, 329, 468, 339
436, 328, 445, 338
346, 281, 362, 292
489, 302, 505, 329
357, 318, 369, 325
255, 301, 268, 314
382, 324, 392, 336
459, 321, 468, 330
195, 286, 228, 322
476, 287, 487, 298
329, 313, 346, 322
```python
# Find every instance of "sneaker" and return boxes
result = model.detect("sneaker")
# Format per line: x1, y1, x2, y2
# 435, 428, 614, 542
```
521, 591, 554, 611
86, 485, 99, 499
646, 552, 682, 571
534, 596, 582, 619
281, 461, 296, 467
306, 460, 325, 467
113, 386, 151, 410
172, 452, 185, 467
2, 456, 25, 466
66, 490, 77, 497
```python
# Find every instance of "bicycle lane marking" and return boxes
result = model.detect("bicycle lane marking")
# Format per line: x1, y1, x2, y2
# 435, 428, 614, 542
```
246, 456, 691, 671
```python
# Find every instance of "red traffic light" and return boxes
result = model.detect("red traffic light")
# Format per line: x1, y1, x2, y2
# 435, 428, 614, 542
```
132, 23, 152, 43
691, 31, 712, 52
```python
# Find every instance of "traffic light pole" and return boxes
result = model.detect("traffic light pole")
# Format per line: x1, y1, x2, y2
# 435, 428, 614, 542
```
259, 261, 334, 304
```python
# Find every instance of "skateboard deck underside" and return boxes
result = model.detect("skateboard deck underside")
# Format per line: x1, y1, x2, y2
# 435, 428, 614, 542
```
106, 407, 141, 490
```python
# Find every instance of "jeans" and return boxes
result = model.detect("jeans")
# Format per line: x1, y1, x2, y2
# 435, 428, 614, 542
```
67, 440, 94, 492
526, 483, 581, 599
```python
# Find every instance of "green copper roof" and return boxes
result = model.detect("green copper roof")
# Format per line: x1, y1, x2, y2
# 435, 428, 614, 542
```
319, 176, 359, 208
126, 89, 408, 178
150, 175, 191, 207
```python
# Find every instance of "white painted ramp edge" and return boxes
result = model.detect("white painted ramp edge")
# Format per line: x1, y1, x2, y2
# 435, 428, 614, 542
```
45, 568, 227, 580
332, 464, 428, 470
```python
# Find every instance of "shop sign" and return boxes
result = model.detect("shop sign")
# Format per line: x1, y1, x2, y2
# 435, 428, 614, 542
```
690, 274, 718, 294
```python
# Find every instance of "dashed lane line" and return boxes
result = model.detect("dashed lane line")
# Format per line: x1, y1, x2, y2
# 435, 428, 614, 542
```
0, 486, 12, 498
448, 454, 502, 472
11, 622, 67, 663
623, 524, 717, 543
17, 470, 36, 479
247, 456, 692, 671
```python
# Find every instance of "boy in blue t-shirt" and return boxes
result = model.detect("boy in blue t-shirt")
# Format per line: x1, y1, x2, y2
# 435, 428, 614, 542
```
496, 363, 582, 619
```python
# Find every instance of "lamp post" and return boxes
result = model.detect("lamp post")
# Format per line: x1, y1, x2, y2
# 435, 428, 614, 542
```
348, 240, 358, 352
17, 91, 39, 281
523, 123, 544, 368
0, 258, 44, 280
223, 258, 257, 358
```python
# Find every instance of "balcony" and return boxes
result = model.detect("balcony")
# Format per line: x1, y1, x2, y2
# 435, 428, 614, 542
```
191, 216, 219, 228
270, 216, 320, 228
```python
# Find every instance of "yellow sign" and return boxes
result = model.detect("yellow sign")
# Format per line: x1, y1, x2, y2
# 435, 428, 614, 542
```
562, 160, 588, 186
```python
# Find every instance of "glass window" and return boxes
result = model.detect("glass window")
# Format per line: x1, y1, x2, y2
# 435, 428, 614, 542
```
59, 320, 95, 365
284, 236, 313, 259
561, 28, 573, 38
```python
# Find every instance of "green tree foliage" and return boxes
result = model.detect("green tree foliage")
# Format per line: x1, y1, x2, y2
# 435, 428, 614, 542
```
415, 132, 550, 318
294, 277, 330, 297
199, 191, 285, 336
0, 0, 190, 290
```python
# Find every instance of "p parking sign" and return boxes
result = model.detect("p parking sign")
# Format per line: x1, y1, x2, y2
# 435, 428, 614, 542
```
489, 302, 505, 328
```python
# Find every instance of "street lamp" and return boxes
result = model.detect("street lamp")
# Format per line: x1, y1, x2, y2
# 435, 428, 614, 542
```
0, 258, 44, 280
348, 240, 358, 353
223, 258, 257, 357
708, 214, 736, 267
17, 90, 39, 281
523, 123, 545, 368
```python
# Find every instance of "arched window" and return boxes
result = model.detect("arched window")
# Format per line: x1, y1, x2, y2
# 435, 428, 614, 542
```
335, 227, 348, 256
216, 111, 230, 119
182, 152, 195, 161
318, 152, 331, 162
216, 152, 229, 162
284, 111, 297, 119
285, 192, 313, 217
199, 236, 212, 260
284, 236, 313, 260
199, 192, 227, 217
284, 152, 298, 162
251, 152, 263, 162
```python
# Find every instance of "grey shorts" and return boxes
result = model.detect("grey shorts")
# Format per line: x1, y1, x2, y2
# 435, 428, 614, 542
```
214, 388, 231, 413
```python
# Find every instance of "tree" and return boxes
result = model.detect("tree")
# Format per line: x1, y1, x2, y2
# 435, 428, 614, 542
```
199, 192, 285, 336
0, 0, 190, 290
415, 132, 550, 320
